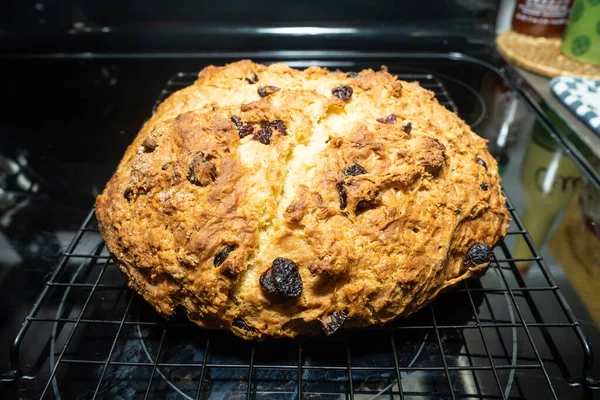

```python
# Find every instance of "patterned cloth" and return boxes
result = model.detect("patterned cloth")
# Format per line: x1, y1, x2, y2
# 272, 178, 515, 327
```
550, 76, 600, 136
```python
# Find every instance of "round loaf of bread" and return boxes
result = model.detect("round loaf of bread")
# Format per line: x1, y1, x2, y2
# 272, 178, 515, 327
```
95, 60, 509, 339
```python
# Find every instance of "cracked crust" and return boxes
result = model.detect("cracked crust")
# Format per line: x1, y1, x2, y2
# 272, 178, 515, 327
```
95, 60, 509, 339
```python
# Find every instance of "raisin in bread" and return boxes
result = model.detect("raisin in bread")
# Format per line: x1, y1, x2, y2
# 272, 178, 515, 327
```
95, 60, 509, 339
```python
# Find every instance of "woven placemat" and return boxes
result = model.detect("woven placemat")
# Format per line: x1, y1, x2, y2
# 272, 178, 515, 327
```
497, 30, 600, 80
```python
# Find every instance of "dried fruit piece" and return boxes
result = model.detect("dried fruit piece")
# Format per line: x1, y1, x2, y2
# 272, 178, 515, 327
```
336, 182, 347, 210
238, 125, 254, 138
232, 318, 254, 331
258, 85, 280, 97
344, 162, 368, 177
253, 120, 288, 145
263, 119, 287, 135
231, 115, 242, 126
161, 163, 171, 171
355, 199, 374, 216
238, 124, 254, 138
260, 257, 303, 299
331, 85, 353, 101
480, 182, 488, 191
187, 153, 217, 187
321, 311, 348, 336
376, 114, 397, 124
476, 157, 487, 170
402, 122, 412, 134
259, 267, 275, 292
466, 242, 493, 268
245, 73, 259, 84
214, 245, 237, 267
231, 115, 254, 138
254, 127, 273, 145
347, 71, 358, 78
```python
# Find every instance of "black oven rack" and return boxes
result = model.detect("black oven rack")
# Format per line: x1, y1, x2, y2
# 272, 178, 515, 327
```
1, 73, 598, 399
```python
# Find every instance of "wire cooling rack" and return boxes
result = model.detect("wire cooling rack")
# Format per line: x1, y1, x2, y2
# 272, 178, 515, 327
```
1, 73, 599, 399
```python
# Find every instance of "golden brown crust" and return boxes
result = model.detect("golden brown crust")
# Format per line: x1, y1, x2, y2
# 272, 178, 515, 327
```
95, 60, 509, 339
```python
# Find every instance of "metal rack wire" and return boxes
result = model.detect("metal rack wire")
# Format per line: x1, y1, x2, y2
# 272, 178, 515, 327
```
2, 73, 598, 399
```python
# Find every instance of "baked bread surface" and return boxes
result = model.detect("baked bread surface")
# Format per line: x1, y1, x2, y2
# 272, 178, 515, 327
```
95, 60, 509, 339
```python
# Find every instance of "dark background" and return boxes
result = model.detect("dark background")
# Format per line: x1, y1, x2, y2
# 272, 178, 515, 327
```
1, 0, 499, 53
